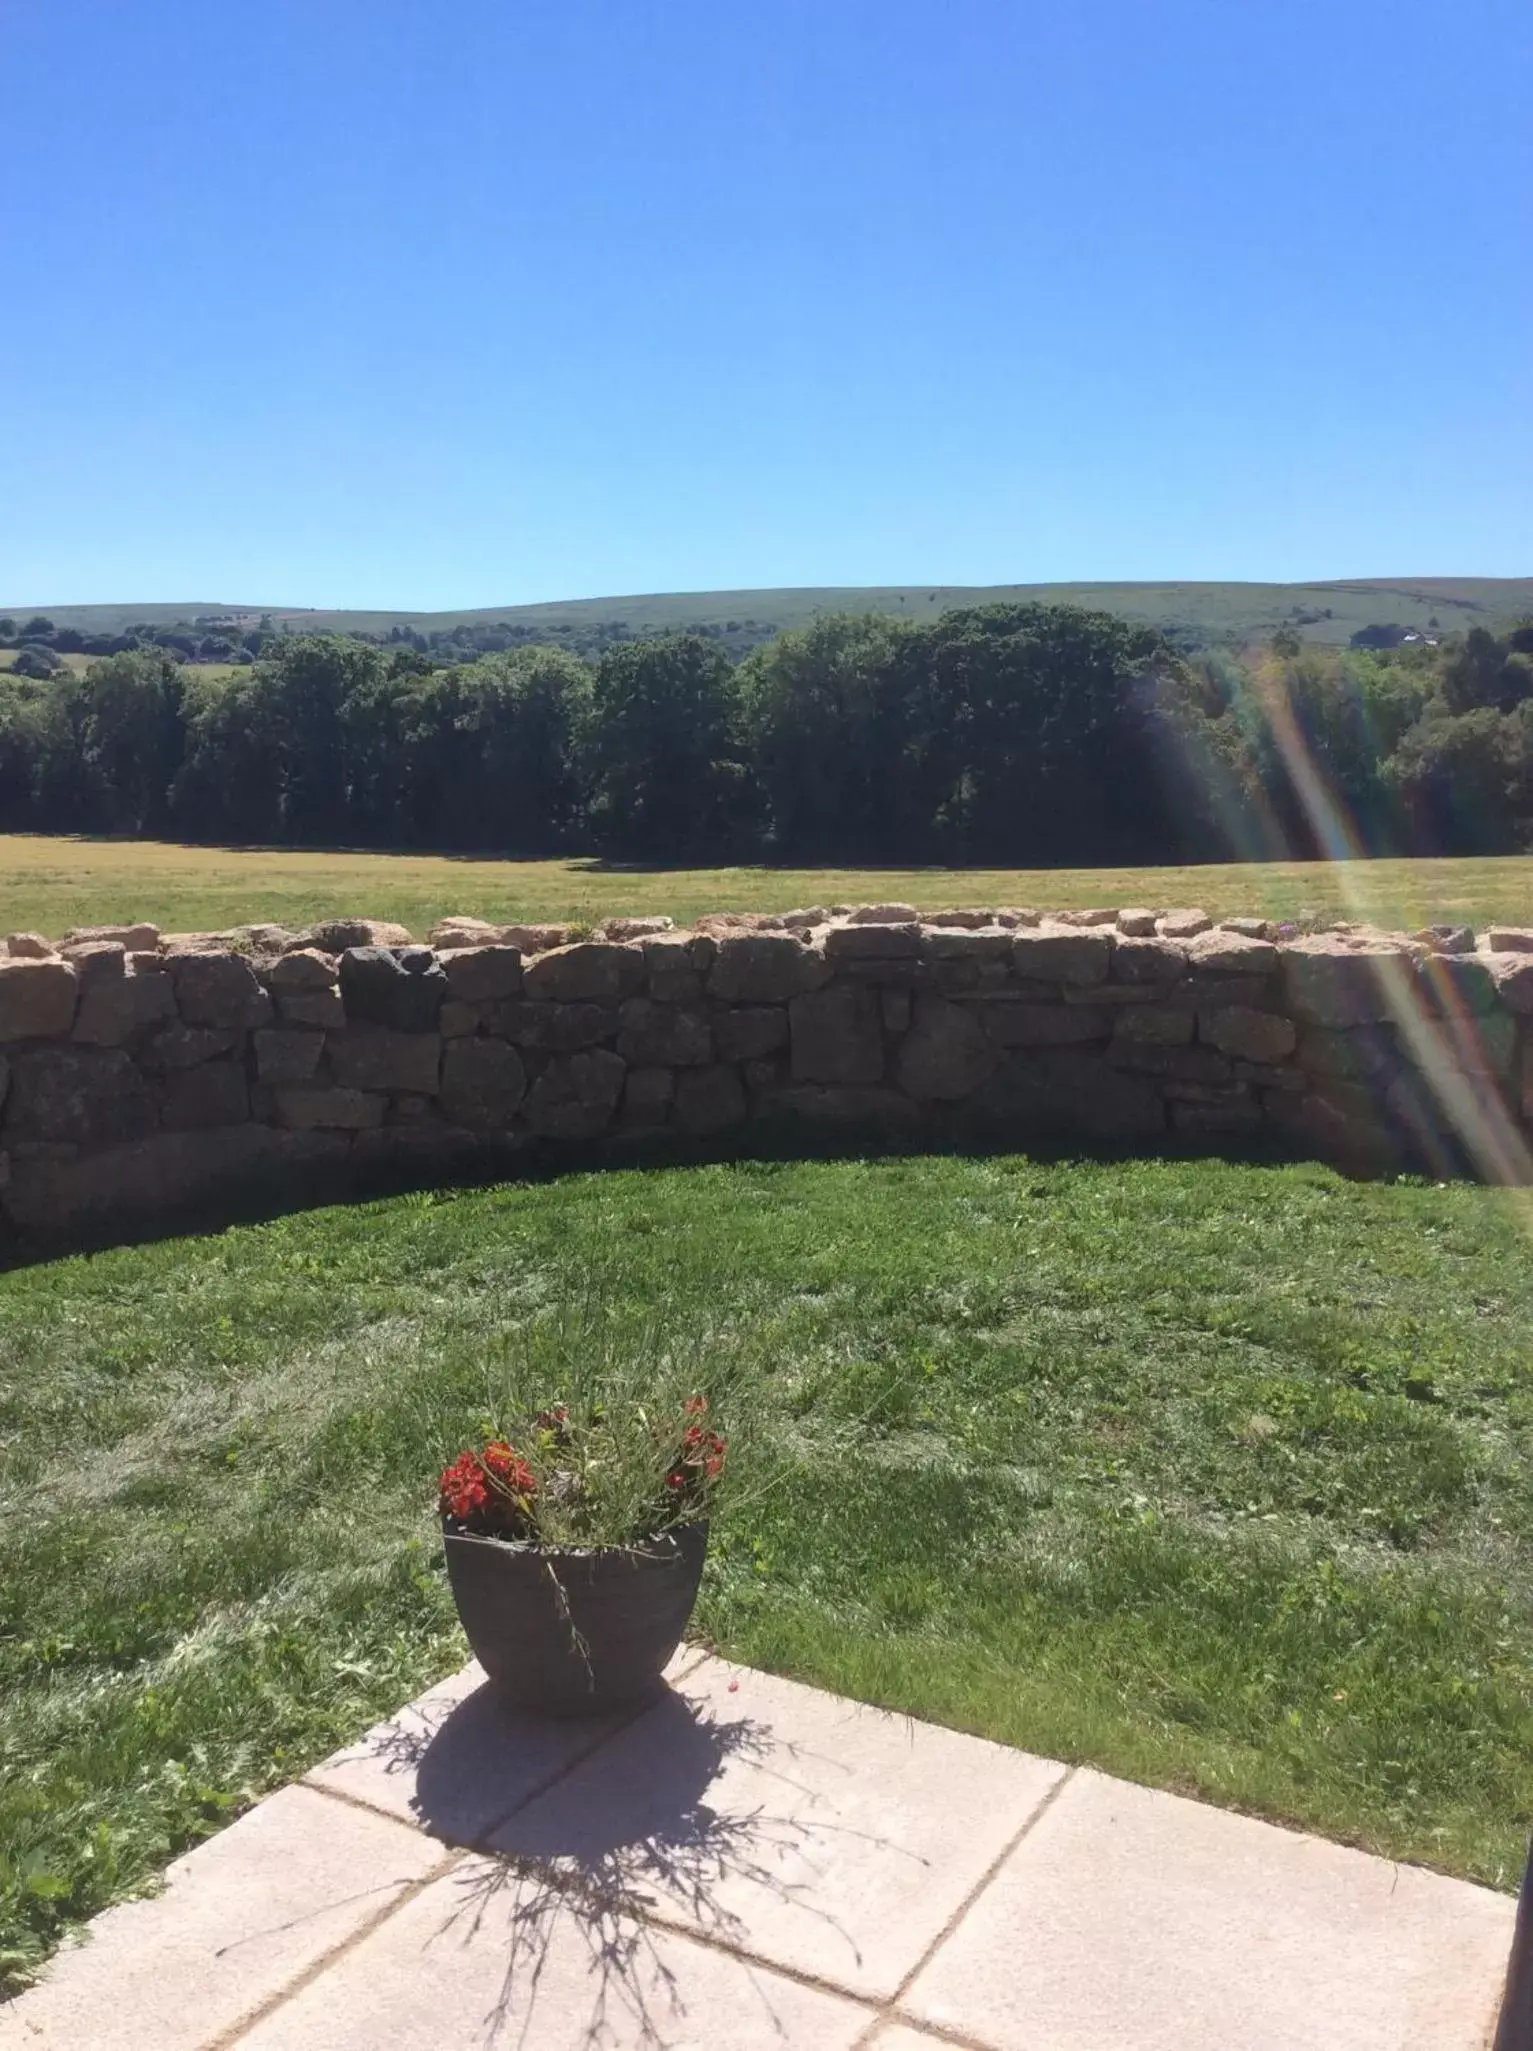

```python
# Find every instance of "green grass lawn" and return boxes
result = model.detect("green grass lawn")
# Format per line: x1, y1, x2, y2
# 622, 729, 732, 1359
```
2, 833, 1533, 939
2, 1152, 1531, 1991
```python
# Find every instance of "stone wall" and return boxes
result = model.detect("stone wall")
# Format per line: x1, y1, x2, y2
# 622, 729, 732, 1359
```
2, 900, 1531, 1245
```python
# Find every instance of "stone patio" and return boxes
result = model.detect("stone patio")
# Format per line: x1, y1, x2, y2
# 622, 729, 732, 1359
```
0, 1653, 1514, 2049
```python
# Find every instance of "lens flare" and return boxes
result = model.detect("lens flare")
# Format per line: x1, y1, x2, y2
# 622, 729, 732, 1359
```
1232, 646, 1533, 1191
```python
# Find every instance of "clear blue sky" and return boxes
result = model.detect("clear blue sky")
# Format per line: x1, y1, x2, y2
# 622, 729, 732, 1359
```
3, 0, 1528, 610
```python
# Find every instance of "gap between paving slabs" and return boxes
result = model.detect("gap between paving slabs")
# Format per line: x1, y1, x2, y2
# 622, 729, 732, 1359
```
246, 1652, 1514, 2051
0, 1653, 707, 2051
232, 1647, 721, 2045
261, 1650, 1071, 2048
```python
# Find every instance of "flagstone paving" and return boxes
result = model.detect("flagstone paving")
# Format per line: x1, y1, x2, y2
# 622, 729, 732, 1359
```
0, 1653, 1515, 2050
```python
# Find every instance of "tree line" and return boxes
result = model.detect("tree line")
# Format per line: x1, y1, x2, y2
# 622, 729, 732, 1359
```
0, 608, 779, 673
0, 602, 1529, 864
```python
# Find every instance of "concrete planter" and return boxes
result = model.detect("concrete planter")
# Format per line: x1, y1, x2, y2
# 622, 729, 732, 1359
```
441, 1519, 708, 1716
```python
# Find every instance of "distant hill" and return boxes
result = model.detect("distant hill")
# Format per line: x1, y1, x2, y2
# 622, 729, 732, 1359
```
6, 577, 1531, 650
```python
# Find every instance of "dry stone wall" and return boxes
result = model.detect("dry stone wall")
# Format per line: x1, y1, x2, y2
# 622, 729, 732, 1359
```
3, 902, 1532, 1243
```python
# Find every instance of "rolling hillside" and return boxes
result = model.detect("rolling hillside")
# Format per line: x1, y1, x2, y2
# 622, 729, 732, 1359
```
6, 576, 1531, 649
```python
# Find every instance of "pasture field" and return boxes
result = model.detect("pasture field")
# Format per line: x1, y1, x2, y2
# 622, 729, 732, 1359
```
10, 575, 1533, 646
1, 836, 1532, 940
0, 655, 240, 684
1, 1154, 1530, 1993
0, 652, 94, 678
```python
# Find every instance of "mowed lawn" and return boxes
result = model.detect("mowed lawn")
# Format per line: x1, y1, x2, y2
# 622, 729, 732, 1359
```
2, 833, 1533, 937
2, 1154, 1531, 1990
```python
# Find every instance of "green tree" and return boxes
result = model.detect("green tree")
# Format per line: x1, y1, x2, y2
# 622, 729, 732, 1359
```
70, 650, 189, 834
585, 635, 755, 859
170, 669, 287, 842
171, 638, 383, 842
1235, 643, 1429, 854
910, 603, 1184, 863
744, 603, 1197, 864
447, 645, 591, 850
10, 648, 60, 681
1384, 707, 1532, 853
338, 646, 591, 851
252, 636, 381, 841
0, 676, 55, 824
332, 653, 442, 846
1440, 626, 1533, 715
739, 614, 918, 861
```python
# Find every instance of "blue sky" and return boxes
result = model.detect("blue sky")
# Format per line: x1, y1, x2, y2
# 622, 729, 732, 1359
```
2, 0, 1528, 609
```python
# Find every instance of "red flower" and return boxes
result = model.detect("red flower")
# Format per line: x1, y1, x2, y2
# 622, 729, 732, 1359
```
662, 1417, 727, 1506
439, 1440, 538, 1535
480, 1440, 538, 1499
684, 1395, 709, 1416
438, 1451, 493, 1522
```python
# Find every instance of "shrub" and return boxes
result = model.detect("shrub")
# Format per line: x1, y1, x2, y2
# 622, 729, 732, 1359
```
11, 647, 60, 680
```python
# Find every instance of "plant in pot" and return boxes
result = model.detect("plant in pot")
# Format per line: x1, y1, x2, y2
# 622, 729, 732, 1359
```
437, 1397, 726, 1716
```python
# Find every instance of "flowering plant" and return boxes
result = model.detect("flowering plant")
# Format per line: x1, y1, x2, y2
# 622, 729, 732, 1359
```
437, 1395, 727, 1547
437, 1440, 539, 1538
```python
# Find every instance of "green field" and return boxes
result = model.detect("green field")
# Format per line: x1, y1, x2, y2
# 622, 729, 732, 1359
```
0, 654, 241, 686
0, 653, 241, 685
2, 1154, 1530, 1993
0, 651, 94, 679
8, 574, 1533, 649
0, 835, 1530, 941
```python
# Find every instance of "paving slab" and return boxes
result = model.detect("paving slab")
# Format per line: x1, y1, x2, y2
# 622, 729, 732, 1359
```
902, 1766, 1514, 2051
485, 1655, 1068, 2003
0, 1785, 446, 2051
236, 1852, 878, 2051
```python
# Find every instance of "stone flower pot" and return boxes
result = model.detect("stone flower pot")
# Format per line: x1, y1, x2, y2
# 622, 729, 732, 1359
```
441, 1520, 708, 1716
